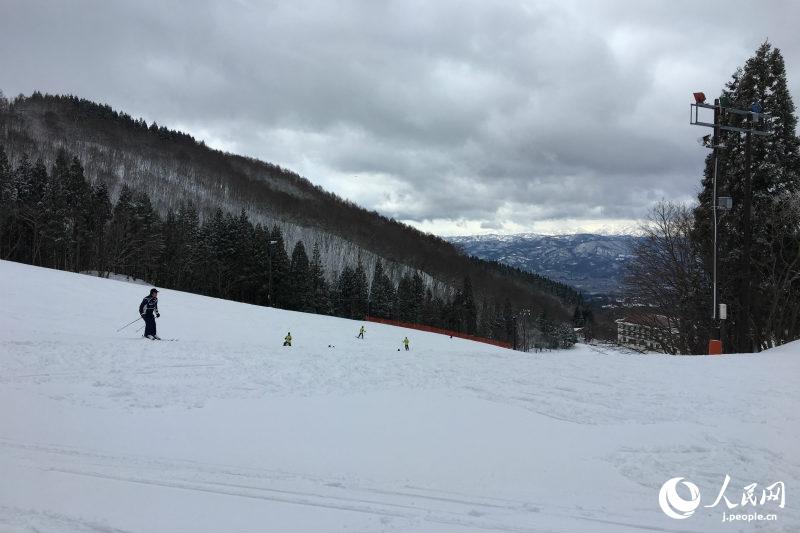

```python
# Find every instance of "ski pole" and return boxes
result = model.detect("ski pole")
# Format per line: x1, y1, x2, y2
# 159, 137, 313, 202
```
116, 316, 142, 332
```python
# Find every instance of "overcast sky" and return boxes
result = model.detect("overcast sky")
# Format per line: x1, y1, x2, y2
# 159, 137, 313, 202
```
2, 1, 798, 235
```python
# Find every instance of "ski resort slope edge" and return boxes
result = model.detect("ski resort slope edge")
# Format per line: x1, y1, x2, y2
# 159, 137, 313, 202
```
0, 260, 798, 533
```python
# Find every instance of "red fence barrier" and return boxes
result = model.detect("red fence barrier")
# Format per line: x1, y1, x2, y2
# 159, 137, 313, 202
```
364, 316, 513, 350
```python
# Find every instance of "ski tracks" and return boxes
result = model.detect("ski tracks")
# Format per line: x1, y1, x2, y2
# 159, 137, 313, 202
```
0, 438, 641, 533
0, 504, 134, 533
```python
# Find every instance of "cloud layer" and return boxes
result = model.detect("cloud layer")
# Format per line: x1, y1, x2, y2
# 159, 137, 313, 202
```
2, 0, 798, 234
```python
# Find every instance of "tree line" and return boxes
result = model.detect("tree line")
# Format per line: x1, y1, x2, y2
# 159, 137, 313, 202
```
0, 146, 577, 349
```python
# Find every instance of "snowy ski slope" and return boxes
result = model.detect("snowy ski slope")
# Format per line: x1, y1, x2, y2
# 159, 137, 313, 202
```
0, 260, 798, 532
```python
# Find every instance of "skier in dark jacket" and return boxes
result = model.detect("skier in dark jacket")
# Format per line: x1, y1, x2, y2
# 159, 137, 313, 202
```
139, 288, 160, 340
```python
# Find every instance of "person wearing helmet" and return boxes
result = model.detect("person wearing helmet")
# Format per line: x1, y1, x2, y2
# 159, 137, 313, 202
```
139, 288, 160, 340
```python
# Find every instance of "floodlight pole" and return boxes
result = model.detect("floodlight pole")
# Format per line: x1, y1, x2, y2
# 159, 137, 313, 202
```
690, 96, 769, 354
712, 99, 720, 324
267, 239, 278, 306
710, 99, 725, 352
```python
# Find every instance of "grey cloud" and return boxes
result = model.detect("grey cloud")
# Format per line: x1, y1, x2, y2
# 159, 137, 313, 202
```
1, 0, 798, 234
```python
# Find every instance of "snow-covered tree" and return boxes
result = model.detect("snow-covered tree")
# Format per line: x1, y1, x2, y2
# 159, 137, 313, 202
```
693, 41, 800, 351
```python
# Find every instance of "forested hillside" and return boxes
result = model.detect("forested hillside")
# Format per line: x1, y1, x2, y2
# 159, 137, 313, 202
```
0, 92, 589, 347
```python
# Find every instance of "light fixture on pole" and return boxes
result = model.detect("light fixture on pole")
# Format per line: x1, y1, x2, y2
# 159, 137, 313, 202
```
267, 239, 278, 306
690, 92, 770, 355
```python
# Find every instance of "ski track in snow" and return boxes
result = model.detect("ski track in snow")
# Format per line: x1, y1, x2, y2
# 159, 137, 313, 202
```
0, 261, 798, 532
0, 437, 705, 533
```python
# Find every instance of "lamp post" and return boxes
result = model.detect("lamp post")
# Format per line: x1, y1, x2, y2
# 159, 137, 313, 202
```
267, 239, 278, 306
690, 92, 770, 354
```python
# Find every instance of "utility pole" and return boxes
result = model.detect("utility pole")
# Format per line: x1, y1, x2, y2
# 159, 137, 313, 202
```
690, 93, 769, 354
267, 239, 278, 306
712, 99, 721, 330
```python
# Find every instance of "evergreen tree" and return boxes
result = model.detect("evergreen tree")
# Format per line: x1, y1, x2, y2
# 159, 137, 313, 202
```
42, 151, 71, 268
28, 160, 50, 266
159, 209, 180, 286
0, 145, 8, 194
130, 190, 164, 282
369, 260, 394, 318
63, 157, 93, 271
582, 306, 595, 343
252, 223, 271, 305
2, 158, 48, 265
334, 265, 356, 318
396, 273, 414, 322
289, 240, 313, 312
352, 256, 369, 318
420, 288, 439, 327
105, 185, 162, 281
502, 299, 515, 345
554, 323, 578, 349
460, 276, 477, 334
536, 311, 552, 350
174, 201, 200, 291
87, 182, 112, 274
395, 271, 424, 323
411, 272, 425, 323
268, 225, 291, 308
572, 305, 584, 327
476, 298, 492, 338
693, 42, 800, 351
105, 185, 136, 275
230, 209, 258, 303
447, 276, 476, 333
0, 146, 10, 256
309, 242, 332, 314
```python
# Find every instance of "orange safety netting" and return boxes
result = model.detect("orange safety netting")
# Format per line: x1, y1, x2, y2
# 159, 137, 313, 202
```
364, 316, 513, 349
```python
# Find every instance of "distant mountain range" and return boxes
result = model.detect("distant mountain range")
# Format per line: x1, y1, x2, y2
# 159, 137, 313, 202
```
447, 233, 639, 296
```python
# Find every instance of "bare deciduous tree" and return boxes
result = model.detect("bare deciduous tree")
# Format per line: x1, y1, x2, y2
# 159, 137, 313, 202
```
625, 202, 711, 354
751, 191, 800, 349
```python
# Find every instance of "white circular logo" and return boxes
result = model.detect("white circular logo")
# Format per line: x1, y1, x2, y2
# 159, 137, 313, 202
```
659, 477, 701, 519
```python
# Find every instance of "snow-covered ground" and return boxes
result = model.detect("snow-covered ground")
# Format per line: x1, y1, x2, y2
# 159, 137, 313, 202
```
0, 260, 797, 532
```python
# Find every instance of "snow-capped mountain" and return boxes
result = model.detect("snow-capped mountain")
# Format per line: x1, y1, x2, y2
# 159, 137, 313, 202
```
447, 233, 639, 295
